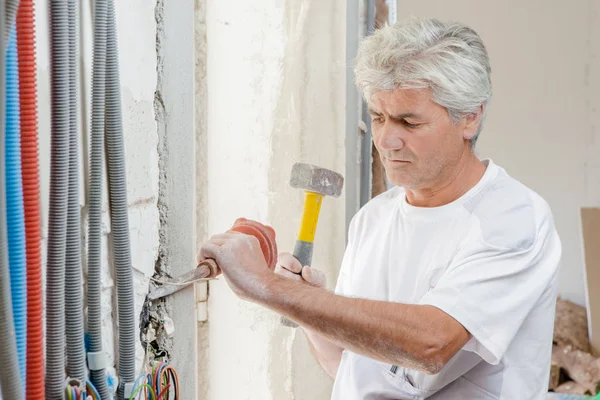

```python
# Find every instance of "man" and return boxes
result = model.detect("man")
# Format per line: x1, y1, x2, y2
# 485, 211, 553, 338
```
201, 17, 561, 399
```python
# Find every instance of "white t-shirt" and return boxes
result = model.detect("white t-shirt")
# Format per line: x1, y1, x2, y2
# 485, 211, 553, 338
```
332, 160, 561, 400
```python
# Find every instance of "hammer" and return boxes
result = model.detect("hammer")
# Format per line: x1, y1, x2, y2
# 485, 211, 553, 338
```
281, 163, 344, 328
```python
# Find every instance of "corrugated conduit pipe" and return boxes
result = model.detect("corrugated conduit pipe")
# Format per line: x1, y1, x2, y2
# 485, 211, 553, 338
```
16, 0, 45, 396
65, 0, 86, 383
106, 0, 136, 397
4, 0, 21, 46
86, 0, 110, 395
0, 2, 25, 397
6, 24, 27, 385
45, 0, 70, 396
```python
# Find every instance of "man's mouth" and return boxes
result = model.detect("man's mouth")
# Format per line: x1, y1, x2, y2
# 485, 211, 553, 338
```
386, 159, 410, 164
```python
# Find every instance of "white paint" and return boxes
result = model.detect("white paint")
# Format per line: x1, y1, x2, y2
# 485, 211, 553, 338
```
394, 0, 597, 306
204, 1, 346, 399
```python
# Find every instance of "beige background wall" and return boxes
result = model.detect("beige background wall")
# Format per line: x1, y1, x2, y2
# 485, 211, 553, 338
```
396, 0, 600, 306
201, 1, 347, 399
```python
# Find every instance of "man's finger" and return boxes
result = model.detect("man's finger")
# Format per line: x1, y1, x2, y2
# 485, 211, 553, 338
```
277, 252, 302, 274
209, 233, 235, 241
302, 266, 326, 288
199, 242, 222, 262
275, 264, 303, 281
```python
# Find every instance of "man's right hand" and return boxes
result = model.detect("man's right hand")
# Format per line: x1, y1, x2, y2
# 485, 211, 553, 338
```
275, 252, 326, 288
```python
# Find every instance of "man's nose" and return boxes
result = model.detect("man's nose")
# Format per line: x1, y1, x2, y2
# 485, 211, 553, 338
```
376, 121, 404, 151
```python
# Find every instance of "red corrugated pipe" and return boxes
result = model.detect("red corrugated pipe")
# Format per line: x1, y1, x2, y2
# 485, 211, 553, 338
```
17, 0, 44, 397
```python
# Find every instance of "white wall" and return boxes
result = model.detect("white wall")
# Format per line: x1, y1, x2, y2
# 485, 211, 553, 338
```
396, 0, 598, 306
202, 1, 347, 399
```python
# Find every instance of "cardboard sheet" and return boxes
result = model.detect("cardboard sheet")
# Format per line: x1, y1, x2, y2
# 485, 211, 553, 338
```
580, 207, 600, 356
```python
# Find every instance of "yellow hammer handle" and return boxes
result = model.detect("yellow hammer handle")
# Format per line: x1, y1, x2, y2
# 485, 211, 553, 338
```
297, 191, 324, 243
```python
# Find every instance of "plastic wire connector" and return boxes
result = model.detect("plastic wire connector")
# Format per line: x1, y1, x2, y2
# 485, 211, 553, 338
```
123, 382, 135, 398
87, 351, 108, 371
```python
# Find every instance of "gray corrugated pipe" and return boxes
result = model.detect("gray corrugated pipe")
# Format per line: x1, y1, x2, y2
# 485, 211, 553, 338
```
0, 2, 25, 399
65, 0, 86, 382
87, 0, 110, 395
106, 0, 136, 397
45, 0, 71, 396
4, 0, 20, 45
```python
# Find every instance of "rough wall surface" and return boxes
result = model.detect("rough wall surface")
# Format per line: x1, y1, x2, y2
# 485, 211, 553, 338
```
204, 1, 346, 399
395, 0, 599, 306
154, 0, 198, 397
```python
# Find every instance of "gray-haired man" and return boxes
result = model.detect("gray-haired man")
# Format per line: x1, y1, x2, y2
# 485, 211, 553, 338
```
201, 17, 561, 399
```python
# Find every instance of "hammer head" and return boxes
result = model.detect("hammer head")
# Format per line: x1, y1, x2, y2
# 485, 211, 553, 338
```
290, 163, 344, 198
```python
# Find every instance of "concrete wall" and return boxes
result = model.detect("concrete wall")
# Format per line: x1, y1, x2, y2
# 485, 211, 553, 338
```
395, 0, 599, 306
155, 0, 198, 397
202, 1, 347, 399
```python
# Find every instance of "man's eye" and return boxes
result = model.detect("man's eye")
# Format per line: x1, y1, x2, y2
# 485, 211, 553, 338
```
404, 121, 421, 129
371, 116, 384, 124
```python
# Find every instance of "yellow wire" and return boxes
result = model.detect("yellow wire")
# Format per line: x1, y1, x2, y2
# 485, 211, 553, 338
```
130, 383, 156, 400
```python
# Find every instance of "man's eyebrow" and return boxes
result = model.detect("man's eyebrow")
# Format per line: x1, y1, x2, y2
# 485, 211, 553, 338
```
367, 109, 422, 120
390, 112, 420, 120
367, 107, 383, 116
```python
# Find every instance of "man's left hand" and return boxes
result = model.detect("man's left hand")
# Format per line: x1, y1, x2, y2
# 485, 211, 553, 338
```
199, 231, 273, 301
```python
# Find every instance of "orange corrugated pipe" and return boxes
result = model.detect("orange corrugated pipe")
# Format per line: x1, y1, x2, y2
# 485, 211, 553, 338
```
17, 0, 44, 398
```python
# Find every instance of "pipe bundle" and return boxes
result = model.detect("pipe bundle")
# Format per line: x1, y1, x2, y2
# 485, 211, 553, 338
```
0, 0, 141, 398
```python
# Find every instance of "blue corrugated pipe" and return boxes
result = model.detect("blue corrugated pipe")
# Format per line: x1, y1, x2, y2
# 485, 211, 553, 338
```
6, 24, 26, 383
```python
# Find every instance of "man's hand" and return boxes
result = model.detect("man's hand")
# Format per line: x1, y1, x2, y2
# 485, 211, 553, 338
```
275, 252, 326, 288
199, 231, 273, 301
276, 252, 343, 379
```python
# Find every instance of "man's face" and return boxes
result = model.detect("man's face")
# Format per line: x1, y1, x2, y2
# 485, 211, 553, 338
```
369, 88, 477, 189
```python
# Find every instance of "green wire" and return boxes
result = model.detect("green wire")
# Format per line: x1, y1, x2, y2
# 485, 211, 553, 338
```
66, 386, 73, 400
129, 383, 156, 400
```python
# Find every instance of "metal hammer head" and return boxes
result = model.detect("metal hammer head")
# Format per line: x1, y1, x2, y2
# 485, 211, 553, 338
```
290, 163, 344, 198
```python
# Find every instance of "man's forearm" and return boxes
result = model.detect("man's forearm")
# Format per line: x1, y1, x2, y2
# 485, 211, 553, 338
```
303, 328, 343, 379
257, 274, 469, 374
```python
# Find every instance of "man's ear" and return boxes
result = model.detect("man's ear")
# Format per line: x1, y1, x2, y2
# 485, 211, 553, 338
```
463, 104, 485, 140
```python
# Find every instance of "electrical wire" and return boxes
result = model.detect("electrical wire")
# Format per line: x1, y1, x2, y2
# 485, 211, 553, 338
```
86, 380, 101, 400
130, 384, 155, 400
128, 362, 180, 400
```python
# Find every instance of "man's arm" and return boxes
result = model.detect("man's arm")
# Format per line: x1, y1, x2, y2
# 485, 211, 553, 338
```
259, 274, 471, 375
303, 329, 343, 379
275, 252, 344, 379
200, 232, 471, 375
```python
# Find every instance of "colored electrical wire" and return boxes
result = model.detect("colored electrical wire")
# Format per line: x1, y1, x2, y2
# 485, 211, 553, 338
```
86, 380, 101, 400
156, 384, 171, 400
127, 362, 180, 400
130, 384, 155, 400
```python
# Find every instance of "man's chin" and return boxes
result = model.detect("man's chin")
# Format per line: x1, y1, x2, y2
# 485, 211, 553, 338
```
385, 174, 414, 188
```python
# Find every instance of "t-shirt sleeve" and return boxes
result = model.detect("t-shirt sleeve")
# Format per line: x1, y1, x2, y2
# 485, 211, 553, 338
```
419, 219, 561, 365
